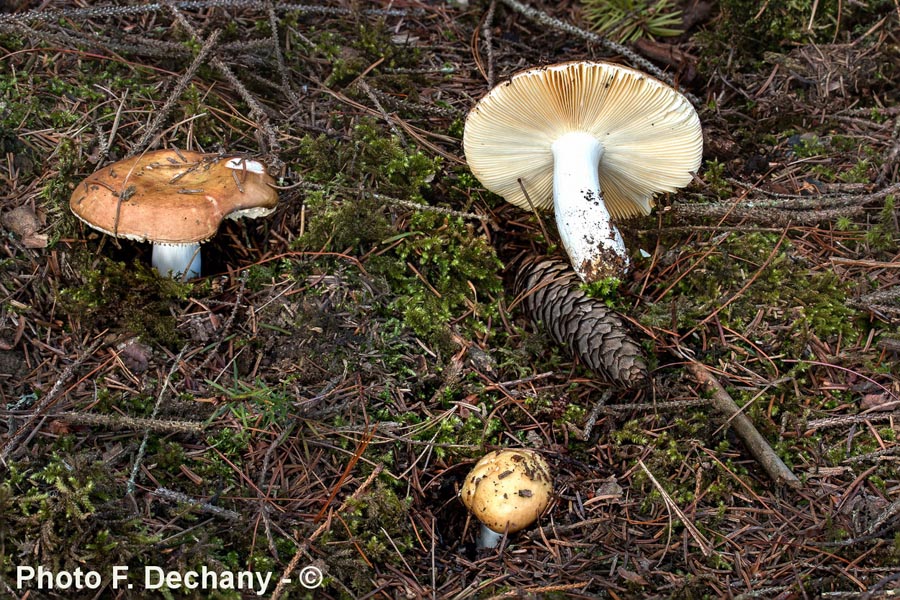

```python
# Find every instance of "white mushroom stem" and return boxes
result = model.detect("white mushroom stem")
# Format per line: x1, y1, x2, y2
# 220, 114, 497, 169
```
550, 131, 628, 282
152, 243, 201, 280
477, 524, 503, 549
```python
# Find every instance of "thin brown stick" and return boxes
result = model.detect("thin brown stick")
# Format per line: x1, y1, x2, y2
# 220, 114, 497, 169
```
679, 227, 789, 341
638, 459, 713, 557
0, 337, 104, 464
686, 362, 802, 489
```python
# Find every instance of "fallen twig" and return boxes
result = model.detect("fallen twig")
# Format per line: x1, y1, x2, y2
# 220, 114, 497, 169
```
0, 338, 105, 464
127, 345, 189, 495
152, 487, 241, 520
127, 28, 222, 157
638, 459, 713, 556
50, 411, 208, 434
686, 362, 802, 489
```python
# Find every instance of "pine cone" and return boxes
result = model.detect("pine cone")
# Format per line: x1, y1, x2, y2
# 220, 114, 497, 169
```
514, 256, 648, 388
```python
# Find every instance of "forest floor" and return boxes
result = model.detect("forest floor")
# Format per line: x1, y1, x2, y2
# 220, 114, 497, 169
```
1, 1, 899, 598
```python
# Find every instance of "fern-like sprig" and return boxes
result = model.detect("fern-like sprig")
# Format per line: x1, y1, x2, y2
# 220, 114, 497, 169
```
583, 0, 683, 43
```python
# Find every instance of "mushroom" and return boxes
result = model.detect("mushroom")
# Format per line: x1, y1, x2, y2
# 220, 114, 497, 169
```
463, 61, 702, 282
459, 448, 552, 548
69, 149, 278, 280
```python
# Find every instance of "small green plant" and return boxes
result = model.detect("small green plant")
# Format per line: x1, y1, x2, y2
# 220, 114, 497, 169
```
703, 159, 732, 198
865, 195, 898, 254
582, 276, 622, 307
583, 0, 683, 43
791, 135, 826, 158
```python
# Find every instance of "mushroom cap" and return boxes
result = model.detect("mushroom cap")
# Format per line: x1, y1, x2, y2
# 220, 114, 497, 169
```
459, 448, 552, 534
69, 150, 278, 245
463, 61, 702, 220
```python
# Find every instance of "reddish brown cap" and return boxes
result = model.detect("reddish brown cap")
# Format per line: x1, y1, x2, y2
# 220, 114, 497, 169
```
70, 150, 278, 245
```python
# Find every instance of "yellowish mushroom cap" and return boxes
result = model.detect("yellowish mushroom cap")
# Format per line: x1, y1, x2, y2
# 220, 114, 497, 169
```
459, 448, 552, 534
463, 61, 702, 220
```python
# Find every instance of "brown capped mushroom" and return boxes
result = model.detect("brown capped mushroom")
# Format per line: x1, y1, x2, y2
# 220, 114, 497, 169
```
459, 448, 552, 548
463, 61, 702, 282
69, 149, 278, 280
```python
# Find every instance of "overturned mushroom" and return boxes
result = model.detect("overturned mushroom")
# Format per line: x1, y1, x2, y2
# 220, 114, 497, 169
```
69, 150, 278, 280
464, 61, 702, 282
459, 448, 553, 548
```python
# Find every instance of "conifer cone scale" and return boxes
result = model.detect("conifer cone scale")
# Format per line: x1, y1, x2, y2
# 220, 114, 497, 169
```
514, 257, 648, 388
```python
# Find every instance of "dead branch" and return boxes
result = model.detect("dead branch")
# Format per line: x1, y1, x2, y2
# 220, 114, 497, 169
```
686, 362, 802, 489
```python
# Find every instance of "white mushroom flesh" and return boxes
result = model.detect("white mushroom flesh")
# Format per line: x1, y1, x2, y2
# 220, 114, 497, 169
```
225, 158, 267, 174
551, 131, 629, 280
152, 243, 202, 280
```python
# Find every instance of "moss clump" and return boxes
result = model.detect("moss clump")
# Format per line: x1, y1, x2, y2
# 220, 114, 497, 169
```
319, 481, 413, 595
293, 20, 421, 87
698, 0, 895, 70
700, 0, 839, 63
298, 119, 440, 199
296, 119, 441, 255
641, 232, 860, 353
371, 211, 503, 350
0, 452, 156, 583
582, 276, 624, 309
296, 119, 502, 351
864, 195, 898, 255
300, 189, 394, 254
59, 259, 192, 347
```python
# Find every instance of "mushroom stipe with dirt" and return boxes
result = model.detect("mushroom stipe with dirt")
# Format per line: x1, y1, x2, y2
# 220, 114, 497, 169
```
464, 61, 702, 282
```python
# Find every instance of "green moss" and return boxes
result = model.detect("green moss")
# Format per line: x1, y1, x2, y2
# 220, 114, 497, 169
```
792, 135, 825, 158
319, 481, 413, 595
300, 189, 394, 253
702, 159, 732, 198
294, 20, 420, 87
700, 0, 840, 63
295, 119, 502, 350
298, 120, 440, 199
372, 212, 503, 350
0, 452, 156, 581
59, 259, 192, 347
698, 0, 895, 71
582, 276, 623, 308
611, 419, 651, 445
864, 195, 898, 254
640, 232, 861, 353
296, 119, 442, 255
